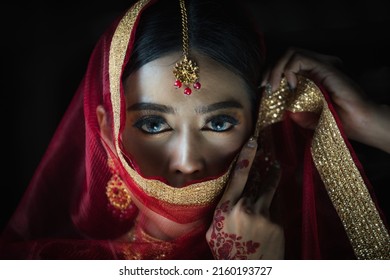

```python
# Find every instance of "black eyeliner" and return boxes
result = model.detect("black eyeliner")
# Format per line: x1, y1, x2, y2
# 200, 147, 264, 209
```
133, 115, 171, 134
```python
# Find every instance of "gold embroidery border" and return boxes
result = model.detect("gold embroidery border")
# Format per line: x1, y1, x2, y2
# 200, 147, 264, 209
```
259, 76, 390, 259
108, 0, 229, 206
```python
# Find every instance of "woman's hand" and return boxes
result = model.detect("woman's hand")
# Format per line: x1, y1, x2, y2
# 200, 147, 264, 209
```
262, 47, 390, 153
206, 137, 284, 259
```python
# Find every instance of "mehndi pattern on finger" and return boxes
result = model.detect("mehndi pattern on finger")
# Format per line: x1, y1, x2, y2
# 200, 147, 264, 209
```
208, 201, 262, 260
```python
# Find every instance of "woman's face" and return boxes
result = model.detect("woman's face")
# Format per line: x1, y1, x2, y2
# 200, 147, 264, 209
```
122, 52, 253, 188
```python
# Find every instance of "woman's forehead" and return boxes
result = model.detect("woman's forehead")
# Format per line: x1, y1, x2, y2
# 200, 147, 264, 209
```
124, 52, 250, 108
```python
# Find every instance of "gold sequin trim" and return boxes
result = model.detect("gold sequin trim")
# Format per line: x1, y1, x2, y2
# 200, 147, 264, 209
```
109, 0, 150, 140
125, 164, 230, 205
257, 77, 323, 131
259, 75, 390, 259
108, 0, 230, 206
312, 103, 390, 259
256, 78, 289, 132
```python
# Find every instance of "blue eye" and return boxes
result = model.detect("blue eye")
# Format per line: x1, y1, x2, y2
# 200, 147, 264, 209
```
203, 115, 239, 132
133, 116, 171, 134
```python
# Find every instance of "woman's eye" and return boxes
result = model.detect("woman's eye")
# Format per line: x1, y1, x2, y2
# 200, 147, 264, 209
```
203, 115, 239, 132
133, 116, 171, 134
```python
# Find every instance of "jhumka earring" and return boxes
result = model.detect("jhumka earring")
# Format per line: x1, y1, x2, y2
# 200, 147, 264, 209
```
173, 0, 201, 95
106, 158, 134, 220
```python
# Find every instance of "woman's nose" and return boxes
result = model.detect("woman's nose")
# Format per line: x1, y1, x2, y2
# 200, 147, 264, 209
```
168, 132, 205, 176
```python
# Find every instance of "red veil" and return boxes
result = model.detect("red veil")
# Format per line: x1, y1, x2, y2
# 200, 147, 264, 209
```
1, 0, 389, 259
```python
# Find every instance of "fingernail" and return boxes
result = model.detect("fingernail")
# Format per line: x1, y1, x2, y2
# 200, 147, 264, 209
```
287, 82, 295, 93
246, 137, 257, 148
264, 83, 272, 95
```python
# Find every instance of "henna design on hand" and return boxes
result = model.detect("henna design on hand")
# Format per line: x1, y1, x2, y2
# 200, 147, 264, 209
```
235, 159, 249, 170
208, 201, 261, 259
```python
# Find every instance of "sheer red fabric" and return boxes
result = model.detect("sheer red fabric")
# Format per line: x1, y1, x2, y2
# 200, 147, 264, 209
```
0, 0, 215, 259
1, 0, 388, 260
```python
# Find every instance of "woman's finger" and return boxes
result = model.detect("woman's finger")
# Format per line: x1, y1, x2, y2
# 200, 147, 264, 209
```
264, 47, 343, 93
218, 137, 258, 208
266, 47, 298, 90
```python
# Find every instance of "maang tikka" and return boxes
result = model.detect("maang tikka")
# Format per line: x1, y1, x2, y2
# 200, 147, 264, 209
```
173, 0, 201, 95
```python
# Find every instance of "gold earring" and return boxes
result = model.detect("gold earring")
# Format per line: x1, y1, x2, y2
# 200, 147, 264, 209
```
106, 158, 133, 220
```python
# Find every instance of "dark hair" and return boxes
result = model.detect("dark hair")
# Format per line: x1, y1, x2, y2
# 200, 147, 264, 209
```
123, 0, 265, 115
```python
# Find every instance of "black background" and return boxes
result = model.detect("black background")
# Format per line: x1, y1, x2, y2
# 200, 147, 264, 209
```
2, 0, 390, 231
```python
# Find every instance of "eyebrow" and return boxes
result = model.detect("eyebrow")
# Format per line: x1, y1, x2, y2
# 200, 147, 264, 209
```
195, 100, 243, 114
127, 100, 243, 114
127, 102, 175, 113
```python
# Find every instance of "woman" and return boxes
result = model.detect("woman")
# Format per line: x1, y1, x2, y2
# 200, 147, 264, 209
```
1, 0, 389, 259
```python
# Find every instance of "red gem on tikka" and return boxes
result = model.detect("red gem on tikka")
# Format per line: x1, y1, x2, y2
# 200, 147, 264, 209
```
174, 80, 182, 88
184, 87, 192, 95
193, 82, 201, 90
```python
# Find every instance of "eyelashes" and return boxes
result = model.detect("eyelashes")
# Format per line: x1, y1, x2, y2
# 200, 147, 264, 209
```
202, 114, 239, 132
133, 116, 172, 134
133, 114, 240, 135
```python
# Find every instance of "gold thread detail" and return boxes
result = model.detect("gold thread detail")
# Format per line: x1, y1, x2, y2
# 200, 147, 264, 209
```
258, 75, 390, 259
109, 0, 150, 141
256, 77, 323, 133
256, 79, 289, 133
125, 163, 231, 205
312, 103, 390, 259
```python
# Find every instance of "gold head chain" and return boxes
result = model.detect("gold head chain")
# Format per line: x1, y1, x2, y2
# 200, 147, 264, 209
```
173, 0, 201, 95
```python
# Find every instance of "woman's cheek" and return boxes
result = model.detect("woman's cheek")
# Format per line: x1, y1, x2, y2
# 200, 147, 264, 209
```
202, 133, 248, 171
122, 134, 169, 174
